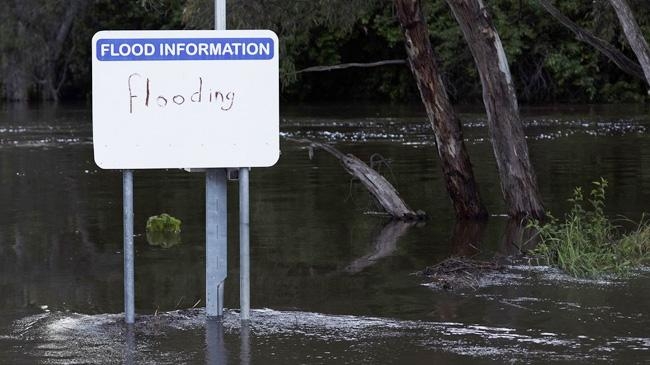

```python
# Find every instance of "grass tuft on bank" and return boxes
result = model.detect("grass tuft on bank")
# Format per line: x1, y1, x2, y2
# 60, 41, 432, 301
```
528, 178, 650, 277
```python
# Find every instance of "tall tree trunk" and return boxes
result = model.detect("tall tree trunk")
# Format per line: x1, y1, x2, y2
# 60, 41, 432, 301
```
446, 0, 545, 220
537, 0, 645, 81
609, 0, 650, 87
394, 0, 488, 220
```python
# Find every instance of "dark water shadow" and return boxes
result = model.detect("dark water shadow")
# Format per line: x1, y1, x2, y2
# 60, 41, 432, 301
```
206, 319, 227, 365
447, 218, 538, 258
344, 220, 416, 274
498, 219, 539, 256
449, 220, 487, 257
240, 322, 251, 365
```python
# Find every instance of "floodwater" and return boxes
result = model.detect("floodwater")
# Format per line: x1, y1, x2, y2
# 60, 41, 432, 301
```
0, 103, 649, 364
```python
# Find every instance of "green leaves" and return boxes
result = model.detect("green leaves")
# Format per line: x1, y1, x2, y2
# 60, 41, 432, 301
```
529, 178, 650, 277
2, 0, 649, 102
146, 213, 182, 249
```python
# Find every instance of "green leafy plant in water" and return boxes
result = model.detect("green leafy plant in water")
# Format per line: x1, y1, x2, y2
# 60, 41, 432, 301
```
528, 178, 650, 277
146, 213, 182, 248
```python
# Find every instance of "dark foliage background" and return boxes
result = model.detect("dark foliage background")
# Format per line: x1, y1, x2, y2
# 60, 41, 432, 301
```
1, 0, 648, 103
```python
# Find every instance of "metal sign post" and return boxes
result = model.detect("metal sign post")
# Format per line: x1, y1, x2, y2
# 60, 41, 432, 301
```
206, 0, 251, 322
123, 170, 135, 324
205, 168, 227, 318
239, 167, 250, 321
206, 0, 251, 323
205, 0, 228, 320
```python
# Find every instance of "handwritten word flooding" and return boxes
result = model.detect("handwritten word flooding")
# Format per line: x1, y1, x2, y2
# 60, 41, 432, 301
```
127, 73, 234, 113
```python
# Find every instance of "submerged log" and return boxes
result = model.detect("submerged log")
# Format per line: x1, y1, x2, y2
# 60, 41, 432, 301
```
288, 137, 425, 221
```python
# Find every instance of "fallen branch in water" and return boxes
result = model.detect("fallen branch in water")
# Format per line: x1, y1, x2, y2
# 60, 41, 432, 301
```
287, 137, 425, 221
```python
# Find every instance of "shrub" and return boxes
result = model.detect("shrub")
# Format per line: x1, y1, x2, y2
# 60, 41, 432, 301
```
146, 213, 182, 248
528, 178, 650, 277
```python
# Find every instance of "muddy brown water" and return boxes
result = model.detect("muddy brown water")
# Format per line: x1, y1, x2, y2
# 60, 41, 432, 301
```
0, 103, 649, 364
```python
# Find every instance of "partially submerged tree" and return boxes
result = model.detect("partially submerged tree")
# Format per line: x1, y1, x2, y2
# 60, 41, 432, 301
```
445, 0, 545, 219
394, 0, 487, 220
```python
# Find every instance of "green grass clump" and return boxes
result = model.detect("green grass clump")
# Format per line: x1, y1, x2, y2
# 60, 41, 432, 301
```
146, 213, 182, 248
529, 178, 650, 277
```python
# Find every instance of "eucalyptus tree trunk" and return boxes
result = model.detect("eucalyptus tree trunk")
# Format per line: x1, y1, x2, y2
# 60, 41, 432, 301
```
609, 0, 650, 88
394, 0, 487, 220
445, 0, 545, 220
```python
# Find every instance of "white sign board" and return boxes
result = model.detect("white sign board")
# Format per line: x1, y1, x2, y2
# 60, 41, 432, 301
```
92, 30, 279, 169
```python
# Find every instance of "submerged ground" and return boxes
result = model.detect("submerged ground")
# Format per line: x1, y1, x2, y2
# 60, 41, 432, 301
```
0, 103, 649, 364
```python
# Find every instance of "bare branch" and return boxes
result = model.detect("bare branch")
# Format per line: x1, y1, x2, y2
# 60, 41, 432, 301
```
537, 0, 645, 81
293, 59, 407, 74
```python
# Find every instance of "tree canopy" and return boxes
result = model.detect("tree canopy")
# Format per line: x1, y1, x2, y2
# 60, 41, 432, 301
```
1, 0, 649, 103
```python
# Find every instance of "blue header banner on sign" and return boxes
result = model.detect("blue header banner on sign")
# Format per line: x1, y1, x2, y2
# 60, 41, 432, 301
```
96, 38, 274, 61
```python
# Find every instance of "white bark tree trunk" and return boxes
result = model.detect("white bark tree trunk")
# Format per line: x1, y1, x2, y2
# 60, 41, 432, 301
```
446, 0, 545, 220
609, 0, 650, 88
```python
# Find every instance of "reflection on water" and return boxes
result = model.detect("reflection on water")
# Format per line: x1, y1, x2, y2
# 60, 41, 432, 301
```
450, 220, 486, 257
124, 325, 135, 365
0, 103, 649, 363
344, 220, 415, 274
499, 219, 539, 256
240, 323, 251, 365
206, 319, 227, 365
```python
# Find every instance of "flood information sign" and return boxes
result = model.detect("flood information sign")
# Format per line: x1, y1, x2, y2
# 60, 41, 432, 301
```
92, 30, 279, 169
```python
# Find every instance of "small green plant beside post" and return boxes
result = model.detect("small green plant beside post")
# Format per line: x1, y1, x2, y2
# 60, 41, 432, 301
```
146, 213, 182, 248
529, 178, 650, 277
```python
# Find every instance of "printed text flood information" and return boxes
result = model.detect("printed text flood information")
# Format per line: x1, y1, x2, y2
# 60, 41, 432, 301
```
96, 38, 274, 61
